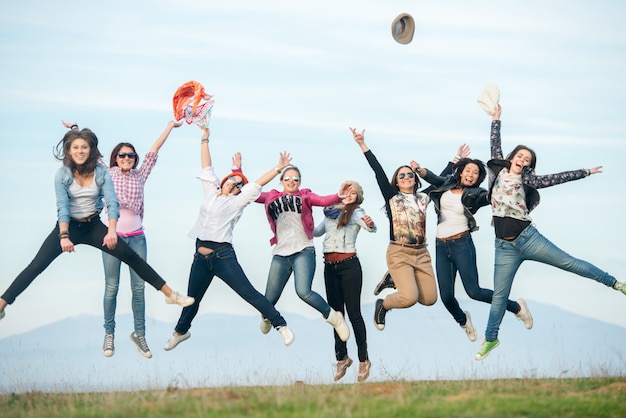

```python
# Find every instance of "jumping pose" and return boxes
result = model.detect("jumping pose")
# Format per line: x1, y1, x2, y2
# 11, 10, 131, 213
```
255, 167, 352, 342
0, 125, 193, 326
313, 181, 377, 382
350, 127, 437, 331
164, 128, 295, 351
475, 104, 626, 360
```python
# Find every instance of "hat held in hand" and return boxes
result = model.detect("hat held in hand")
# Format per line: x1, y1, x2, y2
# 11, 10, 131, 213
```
477, 84, 500, 115
391, 13, 415, 45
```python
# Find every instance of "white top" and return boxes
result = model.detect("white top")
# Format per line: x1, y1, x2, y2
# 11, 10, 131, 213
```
188, 166, 262, 243
68, 179, 99, 218
436, 190, 469, 239
273, 211, 312, 256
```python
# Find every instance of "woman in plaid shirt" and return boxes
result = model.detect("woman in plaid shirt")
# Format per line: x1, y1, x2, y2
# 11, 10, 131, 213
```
100, 120, 182, 359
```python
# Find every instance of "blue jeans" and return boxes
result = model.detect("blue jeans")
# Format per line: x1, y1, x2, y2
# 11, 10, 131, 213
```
485, 224, 617, 341
175, 242, 286, 334
324, 256, 368, 362
436, 233, 519, 326
265, 247, 331, 318
102, 233, 147, 335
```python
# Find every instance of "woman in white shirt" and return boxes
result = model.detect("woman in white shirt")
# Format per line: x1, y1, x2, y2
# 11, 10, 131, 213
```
164, 128, 295, 351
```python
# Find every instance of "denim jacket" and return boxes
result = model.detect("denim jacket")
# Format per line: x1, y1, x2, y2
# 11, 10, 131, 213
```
54, 163, 119, 223
313, 207, 377, 253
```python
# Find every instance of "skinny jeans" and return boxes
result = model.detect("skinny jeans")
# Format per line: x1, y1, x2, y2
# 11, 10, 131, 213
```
264, 246, 331, 318
435, 233, 519, 327
102, 233, 147, 335
485, 224, 617, 341
324, 255, 368, 362
2, 220, 166, 305
175, 242, 286, 334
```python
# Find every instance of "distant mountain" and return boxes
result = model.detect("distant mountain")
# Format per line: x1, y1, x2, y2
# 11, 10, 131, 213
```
1, 300, 625, 393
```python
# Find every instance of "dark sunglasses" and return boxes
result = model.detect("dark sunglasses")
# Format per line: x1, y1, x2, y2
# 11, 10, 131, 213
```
397, 171, 415, 179
226, 177, 244, 189
118, 152, 137, 159
282, 176, 300, 182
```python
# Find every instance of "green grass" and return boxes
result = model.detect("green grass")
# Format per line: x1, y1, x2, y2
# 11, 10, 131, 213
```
2, 377, 625, 417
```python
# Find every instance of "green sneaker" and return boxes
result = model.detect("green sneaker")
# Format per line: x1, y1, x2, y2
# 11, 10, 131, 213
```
613, 282, 626, 296
475, 339, 500, 361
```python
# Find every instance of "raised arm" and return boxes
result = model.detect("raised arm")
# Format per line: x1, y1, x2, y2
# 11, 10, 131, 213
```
350, 127, 369, 153
149, 120, 183, 154
200, 128, 211, 168
490, 105, 504, 160
254, 151, 293, 187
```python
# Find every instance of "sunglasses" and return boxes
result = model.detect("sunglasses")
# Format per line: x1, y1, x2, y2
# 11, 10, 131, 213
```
397, 172, 415, 179
226, 177, 244, 189
282, 176, 300, 182
118, 152, 137, 159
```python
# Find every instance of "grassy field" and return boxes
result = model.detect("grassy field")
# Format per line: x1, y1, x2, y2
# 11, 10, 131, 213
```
1, 377, 625, 417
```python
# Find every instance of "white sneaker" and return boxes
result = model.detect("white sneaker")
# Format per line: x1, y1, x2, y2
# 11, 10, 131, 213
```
165, 291, 195, 308
515, 298, 533, 329
164, 331, 191, 351
326, 309, 350, 342
461, 310, 477, 342
102, 333, 115, 357
277, 326, 295, 346
260, 317, 272, 334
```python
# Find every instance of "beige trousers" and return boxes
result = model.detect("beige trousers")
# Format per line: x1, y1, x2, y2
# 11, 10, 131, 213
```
383, 244, 438, 310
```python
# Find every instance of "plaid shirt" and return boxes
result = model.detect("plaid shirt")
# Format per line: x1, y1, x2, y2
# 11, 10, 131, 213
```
108, 152, 158, 219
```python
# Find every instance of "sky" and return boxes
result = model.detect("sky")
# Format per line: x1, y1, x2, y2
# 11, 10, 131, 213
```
1, 0, 625, 344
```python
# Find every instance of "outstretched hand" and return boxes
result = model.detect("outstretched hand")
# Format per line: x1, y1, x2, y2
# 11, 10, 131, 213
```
277, 151, 292, 171
61, 120, 77, 129
231, 152, 242, 169
589, 166, 603, 175
350, 127, 365, 144
338, 181, 352, 198
457, 143, 471, 159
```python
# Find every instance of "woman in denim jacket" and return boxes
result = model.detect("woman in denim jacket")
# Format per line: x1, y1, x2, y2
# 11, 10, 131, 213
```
414, 148, 531, 343
255, 167, 352, 343
163, 128, 296, 351
313, 181, 377, 382
475, 104, 626, 361
0, 126, 193, 322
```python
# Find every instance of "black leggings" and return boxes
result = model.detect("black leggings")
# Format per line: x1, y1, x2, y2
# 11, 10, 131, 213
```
2, 220, 166, 304
324, 255, 368, 362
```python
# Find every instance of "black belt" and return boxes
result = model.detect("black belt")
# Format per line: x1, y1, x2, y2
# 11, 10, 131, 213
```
71, 212, 101, 223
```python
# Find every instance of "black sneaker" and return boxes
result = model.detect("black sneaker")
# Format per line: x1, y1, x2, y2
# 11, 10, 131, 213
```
373, 272, 395, 296
374, 298, 387, 331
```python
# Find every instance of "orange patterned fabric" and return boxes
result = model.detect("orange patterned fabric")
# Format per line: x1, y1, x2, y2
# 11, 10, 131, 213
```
172, 80, 206, 121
